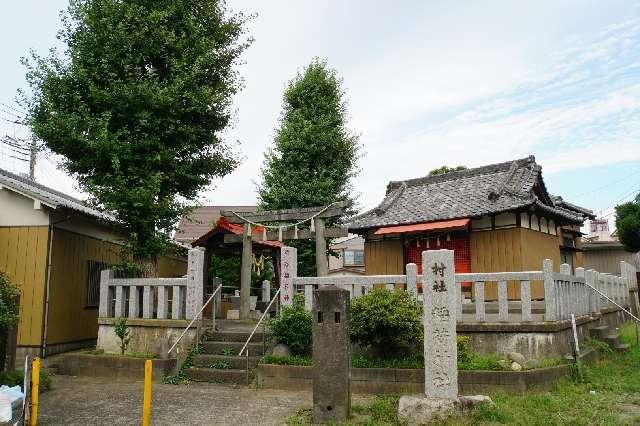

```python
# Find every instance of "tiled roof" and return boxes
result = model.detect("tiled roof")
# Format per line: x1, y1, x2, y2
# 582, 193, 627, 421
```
191, 216, 284, 248
348, 156, 589, 231
0, 167, 112, 221
174, 205, 256, 243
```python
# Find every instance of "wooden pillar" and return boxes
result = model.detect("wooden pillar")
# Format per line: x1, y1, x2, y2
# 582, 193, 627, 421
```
240, 223, 253, 319
315, 217, 328, 277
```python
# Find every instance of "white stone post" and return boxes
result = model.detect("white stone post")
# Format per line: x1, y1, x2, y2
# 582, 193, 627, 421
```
114, 286, 126, 318
172, 286, 184, 319
280, 246, 297, 307
98, 269, 114, 318
187, 248, 205, 319
157, 286, 169, 319
128, 286, 139, 318
543, 259, 557, 321
262, 280, 271, 302
497, 281, 508, 322
406, 263, 418, 298
474, 281, 485, 322
422, 249, 457, 401
521, 281, 532, 322
575, 267, 585, 316
142, 286, 153, 319
305, 284, 313, 311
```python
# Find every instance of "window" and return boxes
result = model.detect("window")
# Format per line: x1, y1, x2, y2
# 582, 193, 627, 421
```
86, 260, 109, 308
562, 235, 575, 248
343, 249, 364, 266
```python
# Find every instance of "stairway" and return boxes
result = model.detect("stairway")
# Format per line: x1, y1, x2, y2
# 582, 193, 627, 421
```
183, 321, 269, 384
589, 325, 630, 352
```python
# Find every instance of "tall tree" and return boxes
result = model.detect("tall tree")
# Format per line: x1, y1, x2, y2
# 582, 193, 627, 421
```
23, 0, 251, 273
258, 59, 360, 275
615, 193, 640, 252
428, 165, 467, 176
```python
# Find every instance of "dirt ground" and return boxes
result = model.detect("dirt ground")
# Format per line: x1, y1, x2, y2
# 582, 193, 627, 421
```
38, 375, 311, 425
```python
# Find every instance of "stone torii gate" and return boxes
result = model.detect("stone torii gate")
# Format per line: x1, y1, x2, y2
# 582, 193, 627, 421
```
220, 202, 349, 320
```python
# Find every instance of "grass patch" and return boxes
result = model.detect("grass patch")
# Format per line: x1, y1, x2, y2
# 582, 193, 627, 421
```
285, 323, 640, 425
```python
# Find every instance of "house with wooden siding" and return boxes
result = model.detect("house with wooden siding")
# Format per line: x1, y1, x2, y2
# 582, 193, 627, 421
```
347, 156, 594, 300
0, 168, 186, 362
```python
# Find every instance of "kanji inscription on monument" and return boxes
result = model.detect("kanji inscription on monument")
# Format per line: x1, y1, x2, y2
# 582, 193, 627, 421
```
422, 249, 458, 400
280, 246, 297, 306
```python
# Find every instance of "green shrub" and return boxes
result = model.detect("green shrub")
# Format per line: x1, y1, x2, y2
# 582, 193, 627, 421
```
113, 318, 130, 355
268, 293, 312, 355
0, 272, 19, 328
262, 354, 312, 366
0, 369, 51, 392
350, 289, 422, 357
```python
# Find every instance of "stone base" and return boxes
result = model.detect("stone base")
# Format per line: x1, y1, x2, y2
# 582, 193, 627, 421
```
398, 395, 493, 425
226, 310, 262, 320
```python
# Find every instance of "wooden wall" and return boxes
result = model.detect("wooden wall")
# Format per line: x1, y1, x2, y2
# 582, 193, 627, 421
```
46, 229, 123, 346
584, 247, 636, 275
519, 228, 561, 299
0, 226, 49, 348
364, 239, 404, 275
47, 229, 188, 346
470, 228, 523, 299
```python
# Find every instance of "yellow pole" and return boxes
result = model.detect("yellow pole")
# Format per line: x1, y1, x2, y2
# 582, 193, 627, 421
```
30, 357, 40, 426
142, 359, 152, 426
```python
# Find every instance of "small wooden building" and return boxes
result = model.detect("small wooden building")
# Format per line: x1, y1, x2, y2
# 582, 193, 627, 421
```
348, 156, 594, 299
0, 168, 185, 362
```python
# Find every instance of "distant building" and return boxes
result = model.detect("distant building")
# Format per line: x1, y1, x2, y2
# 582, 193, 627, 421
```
328, 235, 365, 276
583, 217, 639, 275
174, 206, 256, 245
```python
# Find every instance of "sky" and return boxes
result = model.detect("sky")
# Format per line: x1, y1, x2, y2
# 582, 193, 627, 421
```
1, 0, 639, 230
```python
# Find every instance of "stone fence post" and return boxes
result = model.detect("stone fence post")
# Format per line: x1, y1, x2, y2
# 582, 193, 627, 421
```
186, 248, 206, 319
543, 259, 557, 321
98, 269, 114, 318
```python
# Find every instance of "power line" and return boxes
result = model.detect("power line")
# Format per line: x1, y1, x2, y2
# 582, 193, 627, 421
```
597, 186, 640, 217
0, 102, 26, 116
569, 168, 640, 198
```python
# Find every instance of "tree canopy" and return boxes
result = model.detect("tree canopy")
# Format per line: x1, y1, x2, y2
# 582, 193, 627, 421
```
615, 193, 640, 252
23, 0, 250, 269
428, 165, 467, 176
257, 59, 360, 275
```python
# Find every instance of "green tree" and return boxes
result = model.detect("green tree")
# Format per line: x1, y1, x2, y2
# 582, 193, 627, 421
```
428, 165, 467, 176
615, 193, 640, 252
23, 1, 251, 273
257, 59, 360, 276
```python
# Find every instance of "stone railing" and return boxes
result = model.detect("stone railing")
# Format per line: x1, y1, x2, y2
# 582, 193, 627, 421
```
284, 244, 637, 323
98, 248, 206, 321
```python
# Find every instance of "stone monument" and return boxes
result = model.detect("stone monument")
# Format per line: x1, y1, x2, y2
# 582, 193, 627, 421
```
312, 285, 351, 424
398, 249, 492, 424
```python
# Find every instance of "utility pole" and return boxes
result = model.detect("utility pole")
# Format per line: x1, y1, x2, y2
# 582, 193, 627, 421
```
29, 138, 37, 181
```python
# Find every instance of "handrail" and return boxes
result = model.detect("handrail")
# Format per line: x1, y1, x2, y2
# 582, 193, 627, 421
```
238, 287, 281, 357
584, 282, 640, 323
168, 284, 222, 355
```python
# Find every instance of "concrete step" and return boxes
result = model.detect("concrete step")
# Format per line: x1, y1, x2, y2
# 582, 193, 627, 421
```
206, 331, 269, 343
183, 367, 248, 384
589, 325, 610, 340
202, 341, 265, 356
193, 354, 261, 370
603, 334, 621, 347
615, 343, 630, 353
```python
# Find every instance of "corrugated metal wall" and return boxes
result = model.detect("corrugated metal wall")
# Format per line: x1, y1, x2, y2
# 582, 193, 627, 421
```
584, 248, 636, 275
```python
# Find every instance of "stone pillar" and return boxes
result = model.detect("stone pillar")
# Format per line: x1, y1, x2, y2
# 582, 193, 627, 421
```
312, 285, 350, 424
240, 224, 253, 320
262, 280, 271, 302
422, 249, 457, 401
406, 263, 418, 298
280, 246, 297, 306
186, 248, 205, 319
315, 218, 328, 277
98, 269, 114, 318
